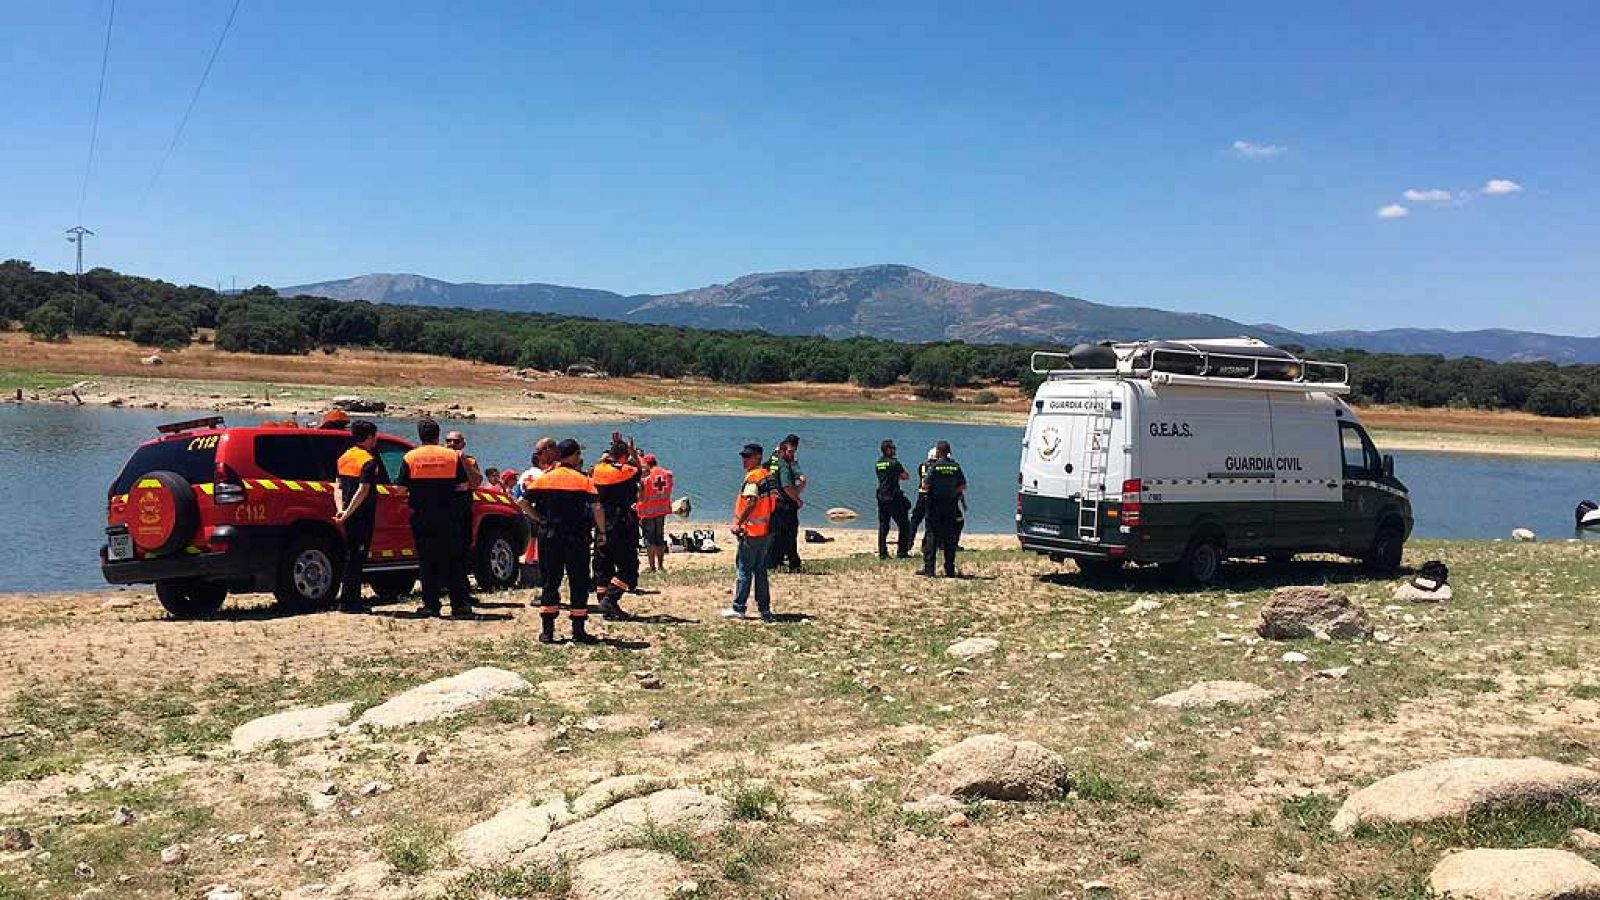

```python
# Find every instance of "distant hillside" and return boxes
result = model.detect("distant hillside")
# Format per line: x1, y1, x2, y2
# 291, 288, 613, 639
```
279, 265, 1600, 363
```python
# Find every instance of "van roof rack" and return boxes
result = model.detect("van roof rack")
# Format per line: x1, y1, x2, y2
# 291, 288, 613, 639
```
1031, 337, 1349, 394
156, 415, 226, 434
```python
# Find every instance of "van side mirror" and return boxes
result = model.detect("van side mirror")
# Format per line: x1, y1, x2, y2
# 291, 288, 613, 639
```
1381, 454, 1394, 478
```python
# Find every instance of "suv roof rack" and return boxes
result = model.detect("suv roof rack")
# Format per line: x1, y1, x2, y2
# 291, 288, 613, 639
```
156, 415, 226, 435
1031, 337, 1349, 394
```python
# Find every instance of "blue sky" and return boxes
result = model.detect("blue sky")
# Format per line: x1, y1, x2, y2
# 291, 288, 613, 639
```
2, 1, 1596, 334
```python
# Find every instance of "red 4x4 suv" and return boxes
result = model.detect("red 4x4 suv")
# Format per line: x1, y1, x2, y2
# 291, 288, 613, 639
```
101, 416, 527, 618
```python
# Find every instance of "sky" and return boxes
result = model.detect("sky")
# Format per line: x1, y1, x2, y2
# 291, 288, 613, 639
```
2, 1, 1597, 334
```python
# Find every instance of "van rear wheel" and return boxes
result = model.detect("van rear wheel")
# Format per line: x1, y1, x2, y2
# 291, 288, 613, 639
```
154, 579, 227, 619
1173, 535, 1224, 586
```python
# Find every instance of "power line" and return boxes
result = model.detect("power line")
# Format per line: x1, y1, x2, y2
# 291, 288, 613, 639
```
138, 0, 244, 208
78, 0, 117, 224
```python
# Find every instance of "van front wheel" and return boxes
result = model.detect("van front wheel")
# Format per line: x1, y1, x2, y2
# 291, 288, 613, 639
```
1174, 536, 1224, 585
1364, 526, 1405, 573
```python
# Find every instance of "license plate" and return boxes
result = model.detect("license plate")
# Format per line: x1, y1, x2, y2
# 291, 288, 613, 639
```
1027, 522, 1062, 536
107, 532, 134, 561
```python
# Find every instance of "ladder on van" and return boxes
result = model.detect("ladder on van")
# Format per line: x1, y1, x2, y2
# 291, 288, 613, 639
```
1077, 397, 1116, 541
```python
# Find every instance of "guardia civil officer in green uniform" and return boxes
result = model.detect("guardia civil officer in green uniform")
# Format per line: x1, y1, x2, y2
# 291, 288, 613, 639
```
874, 439, 912, 559
919, 440, 968, 578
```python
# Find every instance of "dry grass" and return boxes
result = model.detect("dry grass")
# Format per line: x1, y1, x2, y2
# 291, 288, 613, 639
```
3, 535, 1598, 898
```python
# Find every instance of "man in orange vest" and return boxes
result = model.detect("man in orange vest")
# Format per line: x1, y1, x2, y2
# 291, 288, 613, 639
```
332, 420, 381, 613
525, 438, 607, 643
445, 429, 483, 603
589, 435, 643, 620
721, 443, 780, 622
397, 418, 474, 617
637, 453, 674, 574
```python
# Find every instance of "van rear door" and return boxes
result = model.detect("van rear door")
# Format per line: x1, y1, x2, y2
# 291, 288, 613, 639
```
1020, 388, 1118, 542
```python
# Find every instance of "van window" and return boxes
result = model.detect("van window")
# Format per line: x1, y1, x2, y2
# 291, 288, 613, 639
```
255, 434, 350, 482
1339, 422, 1379, 478
111, 437, 217, 494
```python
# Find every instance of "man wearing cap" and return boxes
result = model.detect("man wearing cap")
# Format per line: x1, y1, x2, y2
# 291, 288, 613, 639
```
396, 418, 474, 617
920, 441, 968, 578
766, 434, 805, 572
524, 438, 607, 643
332, 420, 381, 612
589, 435, 643, 620
907, 445, 936, 550
874, 439, 912, 560
636, 452, 674, 573
722, 443, 780, 621
445, 430, 483, 603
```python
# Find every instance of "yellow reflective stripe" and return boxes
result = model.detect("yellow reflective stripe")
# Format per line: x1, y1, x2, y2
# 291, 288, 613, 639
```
380, 550, 395, 558
283, 480, 303, 491
400, 548, 414, 556
376, 485, 391, 495
257, 479, 279, 491
198, 484, 215, 495
136, 478, 161, 489
310, 482, 328, 493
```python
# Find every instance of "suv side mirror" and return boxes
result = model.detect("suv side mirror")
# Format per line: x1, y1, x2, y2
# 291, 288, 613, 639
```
1381, 454, 1394, 478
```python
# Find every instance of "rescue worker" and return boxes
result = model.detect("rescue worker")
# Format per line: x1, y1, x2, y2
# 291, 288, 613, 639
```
396, 418, 474, 617
637, 453, 674, 573
721, 443, 780, 621
444, 430, 482, 603
907, 445, 936, 549
331, 420, 382, 613
524, 438, 607, 644
874, 439, 912, 559
766, 435, 805, 572
589, 434, 643, 620
919, 440, 968, 578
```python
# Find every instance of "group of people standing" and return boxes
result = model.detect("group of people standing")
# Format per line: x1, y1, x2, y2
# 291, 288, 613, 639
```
874, 439, 968, 578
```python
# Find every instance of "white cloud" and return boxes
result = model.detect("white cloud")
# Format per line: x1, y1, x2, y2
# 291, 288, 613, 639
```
1232, 140, 1287, 159
1376, 204, 1410, 220
1480, 178, 1523, 196
1403, 188, 1454, 204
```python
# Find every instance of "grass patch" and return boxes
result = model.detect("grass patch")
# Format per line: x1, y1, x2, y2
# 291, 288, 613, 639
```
1354, 798, 1600, 850
380, 817, 451, 876
722, 779, 785, 821
446, 864, 571, 898
1280, 793, 1339, 833
634, 824, 701, 862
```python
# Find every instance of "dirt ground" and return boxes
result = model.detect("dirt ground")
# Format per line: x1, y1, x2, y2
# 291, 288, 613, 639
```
3, 536, 1599, 899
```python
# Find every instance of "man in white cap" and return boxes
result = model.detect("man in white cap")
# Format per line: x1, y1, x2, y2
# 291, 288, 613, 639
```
907, 446, 937, 550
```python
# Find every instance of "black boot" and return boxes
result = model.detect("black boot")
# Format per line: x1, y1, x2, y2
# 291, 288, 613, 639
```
571, 615, 599, 644
538, 614, 556, 644
600, 586, 633, 620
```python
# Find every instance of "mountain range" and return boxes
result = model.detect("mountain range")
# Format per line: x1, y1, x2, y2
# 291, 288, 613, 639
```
279, 265, 1600, 364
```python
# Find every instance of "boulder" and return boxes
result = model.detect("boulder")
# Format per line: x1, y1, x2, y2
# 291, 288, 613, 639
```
1429, 848, 1600, 900
1151, 680, 1275, 709
1331, 757, 1600, 835
572, 775, 672, 818
824, 507, 859, 522
229, 701, 354, 752
140, 354, 163, 366
1513, 528, 1537, 542
329, 395, 386, 414
571, 849, 694, 900
452, 797, 573, 868
911, 734, 1070, 801
946, 637, 999, 661
518, 789, 731, 868
1255, 586, 1373, 640
0, 826, 34, 852
1394, 582, 1453, 603
670, 497, 692, 517
356, 667, 531, 730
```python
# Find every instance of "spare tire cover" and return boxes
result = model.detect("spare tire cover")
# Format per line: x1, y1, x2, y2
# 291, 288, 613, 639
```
128, 470, 201, 557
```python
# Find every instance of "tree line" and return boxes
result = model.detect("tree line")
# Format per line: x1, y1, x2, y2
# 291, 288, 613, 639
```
3, 259, 1597, 417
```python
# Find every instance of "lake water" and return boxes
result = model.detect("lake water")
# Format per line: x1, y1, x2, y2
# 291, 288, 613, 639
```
2, 403, 1596, 593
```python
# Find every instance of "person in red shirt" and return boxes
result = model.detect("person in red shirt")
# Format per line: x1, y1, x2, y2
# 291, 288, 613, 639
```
721, 443, 780, 622
636, 453, 674, 574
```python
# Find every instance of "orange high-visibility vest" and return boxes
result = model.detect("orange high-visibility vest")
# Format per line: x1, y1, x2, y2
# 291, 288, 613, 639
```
637, 466, 674, 519
336, 446, 376, 478
402, 444, 460, 480
734, 467, 778, 538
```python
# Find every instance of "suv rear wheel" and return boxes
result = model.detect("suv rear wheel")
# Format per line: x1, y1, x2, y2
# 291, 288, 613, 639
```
155, 579, 227, 619
274, 531, 342, 611
474, 523, 519, 592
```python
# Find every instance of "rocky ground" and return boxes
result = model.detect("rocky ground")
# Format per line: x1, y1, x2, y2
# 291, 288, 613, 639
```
3, 536, 1600, 899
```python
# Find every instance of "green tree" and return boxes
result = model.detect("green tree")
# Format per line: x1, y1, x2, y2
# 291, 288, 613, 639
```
909, 344, 977, 388
24, 301, 72, 341
130, 313, 192, 349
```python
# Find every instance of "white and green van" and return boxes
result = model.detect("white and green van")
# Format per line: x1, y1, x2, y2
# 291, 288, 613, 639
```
1016, 338, 1413, 583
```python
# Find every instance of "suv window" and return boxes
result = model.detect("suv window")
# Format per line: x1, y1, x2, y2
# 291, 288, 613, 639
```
111, 436, 218, 494
254, 434, 352, 482
374, 439, 408, 484
1339, 421, 1379, 478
